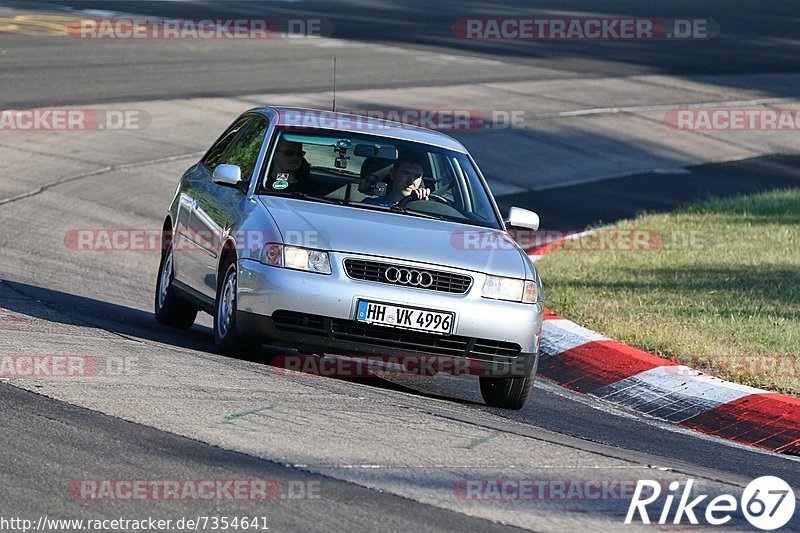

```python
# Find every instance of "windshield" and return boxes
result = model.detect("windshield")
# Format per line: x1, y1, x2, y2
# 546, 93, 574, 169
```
257, 129, 502, 229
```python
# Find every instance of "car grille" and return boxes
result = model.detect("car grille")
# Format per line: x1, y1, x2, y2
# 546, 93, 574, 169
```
271, 311, 521, 362
343, 259, 472, 294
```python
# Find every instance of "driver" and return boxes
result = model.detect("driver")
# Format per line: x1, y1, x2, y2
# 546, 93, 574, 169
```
362, 158, 430, 207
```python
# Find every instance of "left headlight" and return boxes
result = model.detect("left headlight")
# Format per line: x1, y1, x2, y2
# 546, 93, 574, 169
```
261, 244, 331, 275
482, 275, 537, 304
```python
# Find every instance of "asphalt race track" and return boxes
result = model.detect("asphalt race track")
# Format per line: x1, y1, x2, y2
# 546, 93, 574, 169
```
1, 1, 799, 531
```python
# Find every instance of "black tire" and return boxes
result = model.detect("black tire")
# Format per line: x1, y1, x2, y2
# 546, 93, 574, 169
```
479, 375, 535, 410
154, 240, 197, 329
214, 255, 260, 357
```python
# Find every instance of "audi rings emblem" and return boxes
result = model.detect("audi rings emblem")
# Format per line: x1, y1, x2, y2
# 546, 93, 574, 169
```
384, 267, 434, 288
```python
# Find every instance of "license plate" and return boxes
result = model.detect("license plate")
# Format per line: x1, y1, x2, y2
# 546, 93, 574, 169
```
356, 301, 454, 335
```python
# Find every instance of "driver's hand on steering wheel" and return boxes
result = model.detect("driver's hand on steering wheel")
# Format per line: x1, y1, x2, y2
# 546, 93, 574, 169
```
410, 187, 430, 201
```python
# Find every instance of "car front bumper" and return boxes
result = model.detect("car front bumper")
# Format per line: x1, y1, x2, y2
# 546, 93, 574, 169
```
236, 254, 543, 377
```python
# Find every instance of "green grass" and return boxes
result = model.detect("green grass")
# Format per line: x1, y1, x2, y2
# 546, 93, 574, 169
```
536, 188, 800, 395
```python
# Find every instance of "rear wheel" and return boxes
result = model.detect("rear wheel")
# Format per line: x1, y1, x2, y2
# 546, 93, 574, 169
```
154, 241, 197, 329
214, 256, 260, 357
479, 375, 534, 410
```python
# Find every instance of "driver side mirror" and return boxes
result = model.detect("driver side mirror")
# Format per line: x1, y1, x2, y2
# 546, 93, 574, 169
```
505, 207, 539, 231
212, 164, 244, 189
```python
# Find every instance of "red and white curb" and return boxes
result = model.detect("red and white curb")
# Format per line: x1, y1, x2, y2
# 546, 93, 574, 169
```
529, 242, 800, 457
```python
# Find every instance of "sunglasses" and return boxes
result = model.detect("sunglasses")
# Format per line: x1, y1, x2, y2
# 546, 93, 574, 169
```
280, 149, 306, 157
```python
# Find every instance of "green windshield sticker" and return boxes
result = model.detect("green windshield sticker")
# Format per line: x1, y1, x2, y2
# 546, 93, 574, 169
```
273, 179, 289, 190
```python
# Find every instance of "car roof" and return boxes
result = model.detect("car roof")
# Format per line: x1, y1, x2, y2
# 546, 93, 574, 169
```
254, 106, 469, 153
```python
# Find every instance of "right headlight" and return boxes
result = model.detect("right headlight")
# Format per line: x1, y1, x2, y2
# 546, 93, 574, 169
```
481, 275, 537, 304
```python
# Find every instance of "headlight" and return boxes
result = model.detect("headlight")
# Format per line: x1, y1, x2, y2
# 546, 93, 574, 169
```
260, 244, 331, 275
482, 275, 537, 304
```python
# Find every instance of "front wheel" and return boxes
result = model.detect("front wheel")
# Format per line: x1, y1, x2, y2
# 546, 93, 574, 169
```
214, 256, 260, 357
154, 242, 197, 329
479, 375, 534, 410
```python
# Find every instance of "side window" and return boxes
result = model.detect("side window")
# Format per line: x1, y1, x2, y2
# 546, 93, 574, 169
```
222, 116, 269, 182
430, 154, 453, 200
202, 115, 251, 170
433, 154, 460, 206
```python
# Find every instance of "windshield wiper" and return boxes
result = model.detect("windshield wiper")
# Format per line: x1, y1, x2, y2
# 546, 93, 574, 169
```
391, 206, 446, 220
348, 201, 445, 220
265, 190, 346, 205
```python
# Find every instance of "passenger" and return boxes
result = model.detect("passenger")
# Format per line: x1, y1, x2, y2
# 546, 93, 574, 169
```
362, 158, 430, 207
265, 140, 306, 191
265, 140, 338, 196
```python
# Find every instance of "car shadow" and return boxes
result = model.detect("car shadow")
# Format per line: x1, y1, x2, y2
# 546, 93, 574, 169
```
0, 279, 485, 406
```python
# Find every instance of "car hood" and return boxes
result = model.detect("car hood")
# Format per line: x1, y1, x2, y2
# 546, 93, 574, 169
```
259, 197, 528, 278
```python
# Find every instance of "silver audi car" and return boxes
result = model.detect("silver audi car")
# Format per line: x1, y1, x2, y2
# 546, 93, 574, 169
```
155, 107, 544, 409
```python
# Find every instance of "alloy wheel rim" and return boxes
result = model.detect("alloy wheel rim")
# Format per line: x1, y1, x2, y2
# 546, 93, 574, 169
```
158, 249, 173, 308
218, 268, 236, 337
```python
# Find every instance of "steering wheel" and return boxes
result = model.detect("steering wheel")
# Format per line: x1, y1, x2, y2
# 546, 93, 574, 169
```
397, 192, 451, 208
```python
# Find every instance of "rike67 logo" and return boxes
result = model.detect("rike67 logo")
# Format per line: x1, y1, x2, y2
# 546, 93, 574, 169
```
626, 476, 796, 530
